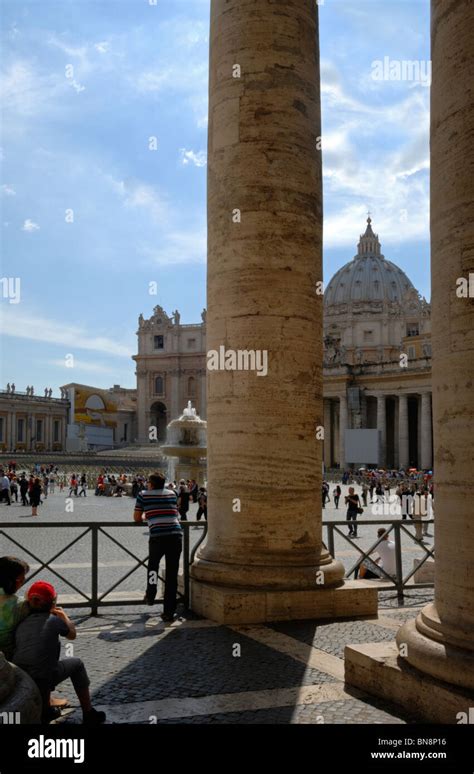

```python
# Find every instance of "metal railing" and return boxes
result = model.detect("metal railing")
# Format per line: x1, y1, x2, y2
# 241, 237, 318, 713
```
0, 518, 432, 613
325, 518, 435, 601
0, 521, 208, 614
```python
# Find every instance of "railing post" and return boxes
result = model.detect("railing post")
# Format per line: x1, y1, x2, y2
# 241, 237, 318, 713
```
183, 523, 190, 610
91, 526, 99, 616
327, 522, 335, 558
394, 522, 404, 603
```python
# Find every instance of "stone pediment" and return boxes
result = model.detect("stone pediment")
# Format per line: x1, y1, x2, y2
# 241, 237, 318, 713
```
139, 306, 173, 330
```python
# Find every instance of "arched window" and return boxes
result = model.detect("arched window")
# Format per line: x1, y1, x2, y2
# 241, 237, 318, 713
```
155, 376, 164, 395
188, 377, 196, 397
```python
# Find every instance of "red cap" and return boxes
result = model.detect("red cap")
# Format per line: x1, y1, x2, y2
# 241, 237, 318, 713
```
27, 581, 56, 605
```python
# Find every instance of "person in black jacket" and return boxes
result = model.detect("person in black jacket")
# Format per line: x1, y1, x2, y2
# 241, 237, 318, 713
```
345, 487, 361, 538
19, 475, 29, 506
30, 478, 42, 517
177, 480, 190, 521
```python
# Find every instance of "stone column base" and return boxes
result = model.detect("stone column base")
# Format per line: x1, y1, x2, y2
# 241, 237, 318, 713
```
190, 579, 378, 624
0, 655, 42, 724
344, 642, 474, 724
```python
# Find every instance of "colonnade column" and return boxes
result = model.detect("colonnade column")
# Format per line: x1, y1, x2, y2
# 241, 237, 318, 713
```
398, 393, 409, 469
189, 0, 371, 623
376, 393, 386, 467
420, 392, 432, 470
396, 0, 474, 690
339, 393, 348, 470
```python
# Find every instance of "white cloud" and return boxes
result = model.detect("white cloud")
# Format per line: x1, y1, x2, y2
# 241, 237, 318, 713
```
22, 219, 40, 232
135, 70, 171, 93
106, 176, 169, 223
318, 59, 430, 247
133, 61, 208, 129
139, 227, 207, 267
94, 41, 110, 54
69, 79, 86, 94
180, 148, 207, 167
47, 358, 116, 374
48, 37, 90, 71
0, 59, 69, 125
1, 184, 16, 196
1, 308, 133, 358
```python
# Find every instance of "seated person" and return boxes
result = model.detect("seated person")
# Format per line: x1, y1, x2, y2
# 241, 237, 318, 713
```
359, 528, 397, 579
13, 581, 106, 725
0, 556, 30, 661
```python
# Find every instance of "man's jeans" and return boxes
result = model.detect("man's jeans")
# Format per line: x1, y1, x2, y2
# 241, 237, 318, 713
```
346, 511, 358, 536
146, 534, 183, 617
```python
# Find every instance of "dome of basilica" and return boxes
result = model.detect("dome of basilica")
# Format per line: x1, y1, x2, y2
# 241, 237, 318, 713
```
324, 217, 415, 307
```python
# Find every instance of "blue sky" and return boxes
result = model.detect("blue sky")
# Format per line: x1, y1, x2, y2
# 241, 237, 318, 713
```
1, 0, 430, 393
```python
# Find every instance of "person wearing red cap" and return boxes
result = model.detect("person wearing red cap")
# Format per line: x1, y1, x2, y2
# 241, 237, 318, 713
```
13, 581, 106, 725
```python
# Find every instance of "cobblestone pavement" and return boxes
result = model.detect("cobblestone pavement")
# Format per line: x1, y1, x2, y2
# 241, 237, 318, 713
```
1, 484, 432, 724
46, 603, 424, 725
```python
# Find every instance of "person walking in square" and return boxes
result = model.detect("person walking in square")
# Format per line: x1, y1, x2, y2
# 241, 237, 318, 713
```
19, 474, 29, 506
196, 487, 207, 522
30, 478, 42, 517
133, 473, 182, 622
345, 486, 361, 538
177, 479, 190, 521
0, 471, 11, 506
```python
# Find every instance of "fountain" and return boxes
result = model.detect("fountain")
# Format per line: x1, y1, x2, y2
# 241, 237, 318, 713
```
161, 401, 207, 485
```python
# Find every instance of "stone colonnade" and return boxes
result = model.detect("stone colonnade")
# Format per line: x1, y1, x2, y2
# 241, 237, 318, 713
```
345, 0, 474, 721
395, 0, 474, 691
190, 0, 377, 623
323, 391, 432, 470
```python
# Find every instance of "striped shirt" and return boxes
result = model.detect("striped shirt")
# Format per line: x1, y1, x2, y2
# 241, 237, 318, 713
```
135, 488, 182, 538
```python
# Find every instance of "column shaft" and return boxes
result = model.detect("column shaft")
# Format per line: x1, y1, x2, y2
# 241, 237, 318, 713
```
376, 394, 386, 467
192, 0, 343, 591
420, 392, 432, 469
398, 394, 409, 469
339, 394, 347, 470
397, 0, 474, 689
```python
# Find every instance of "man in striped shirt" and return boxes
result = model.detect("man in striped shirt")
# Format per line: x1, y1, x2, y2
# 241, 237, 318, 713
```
133, 472, 183, 622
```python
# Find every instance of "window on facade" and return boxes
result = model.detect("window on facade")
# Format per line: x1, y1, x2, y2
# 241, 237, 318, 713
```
36, 420, 43, 442
53, 420, 60, 443
188, 377, 196, 397
155, 376, 164, 395
407, 324, 419, 337
408, 346, 415, 359
187, 338, 196, 349
154, 335, 164, 349
17, 418, 24, 442
0, 417, 3, 442
123, 423, 128, 441
363, 330, 373, 342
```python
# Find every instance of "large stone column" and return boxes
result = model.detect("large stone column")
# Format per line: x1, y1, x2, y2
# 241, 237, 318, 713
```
323, 399, 331, 471
420, 392, 432, 470
345, 0, 474, 720
339, 393, 347, 470
398, 393, 409, 469
190, 0, 376, 623
376, 393, 386, 467
396, 0, 474, 690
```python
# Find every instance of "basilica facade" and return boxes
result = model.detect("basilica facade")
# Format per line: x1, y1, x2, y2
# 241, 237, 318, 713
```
322, 218, 433, 470
132, 219, 433, 469
0, 219, 433, 467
